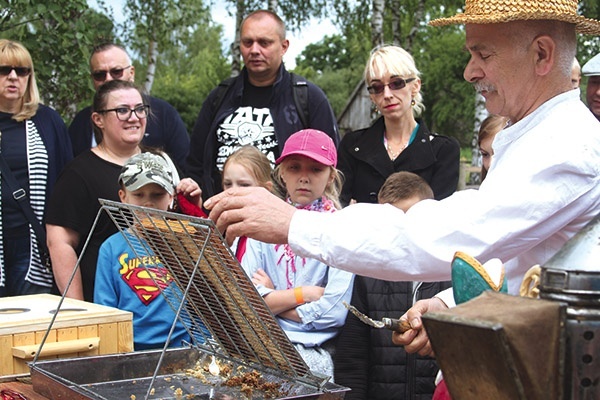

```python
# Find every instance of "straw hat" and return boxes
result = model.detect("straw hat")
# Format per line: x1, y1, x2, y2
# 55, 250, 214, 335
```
429, 0, 600, 35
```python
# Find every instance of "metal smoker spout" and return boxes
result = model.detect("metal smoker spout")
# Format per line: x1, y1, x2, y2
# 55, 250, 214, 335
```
539, 212, 600, 399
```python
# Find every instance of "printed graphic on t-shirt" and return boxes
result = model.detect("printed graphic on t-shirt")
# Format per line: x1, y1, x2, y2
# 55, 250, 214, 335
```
118, 252, 173, 305
215, 106, 277, 171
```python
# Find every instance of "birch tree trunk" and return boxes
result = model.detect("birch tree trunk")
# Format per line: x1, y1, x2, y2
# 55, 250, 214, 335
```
390, 0, 401, 46
371, 0, 385, 48
230, 0, 244, 77
144, 39, 158, 93
406, 0, 425, 52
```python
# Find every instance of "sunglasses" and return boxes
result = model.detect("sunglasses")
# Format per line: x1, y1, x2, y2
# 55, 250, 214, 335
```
0, 66, 31, 77
367, 78, 416, 95
98, 104, 150, 121
91, 65, 131, 82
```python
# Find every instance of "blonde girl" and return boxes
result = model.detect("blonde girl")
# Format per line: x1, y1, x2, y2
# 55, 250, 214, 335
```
222, 145, 273, 260
240, 129, 354, 379
222, 145, 273, 191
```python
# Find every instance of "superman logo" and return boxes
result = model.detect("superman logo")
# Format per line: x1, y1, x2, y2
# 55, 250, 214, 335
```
121, 265, 173, 305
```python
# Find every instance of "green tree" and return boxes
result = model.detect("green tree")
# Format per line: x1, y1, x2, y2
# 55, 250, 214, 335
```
1, 0, 114, 122
415, 26, 473, 144
151, 21, 231, 132
122, 0, 210, 93
296, 35, 357, 74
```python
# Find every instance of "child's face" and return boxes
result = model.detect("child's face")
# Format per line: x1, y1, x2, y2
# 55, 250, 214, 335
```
222, 162, 261, 190
479, 135, 495, 172
119, 183, 173, 210
280, 155, 333, 205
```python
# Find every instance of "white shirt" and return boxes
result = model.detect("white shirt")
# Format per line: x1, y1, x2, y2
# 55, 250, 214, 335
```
289, 90, 600, 295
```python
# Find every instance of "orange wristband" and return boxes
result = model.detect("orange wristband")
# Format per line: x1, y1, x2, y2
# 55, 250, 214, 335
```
294, 287, 304, 305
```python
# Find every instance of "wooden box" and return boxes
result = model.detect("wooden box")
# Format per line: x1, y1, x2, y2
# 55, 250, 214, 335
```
0, 294, 133, 378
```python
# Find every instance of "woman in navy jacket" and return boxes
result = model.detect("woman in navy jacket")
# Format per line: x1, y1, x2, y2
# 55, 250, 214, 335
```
0, 39, 72, 296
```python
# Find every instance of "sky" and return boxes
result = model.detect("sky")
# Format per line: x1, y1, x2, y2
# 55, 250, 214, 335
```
88, 0, 335, 69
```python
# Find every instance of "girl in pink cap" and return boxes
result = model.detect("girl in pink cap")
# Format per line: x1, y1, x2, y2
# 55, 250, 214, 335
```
240, 129, 354, 380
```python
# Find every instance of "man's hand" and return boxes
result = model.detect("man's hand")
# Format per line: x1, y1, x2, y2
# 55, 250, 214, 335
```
205, 187, 296, 245
392, 297, 448, 357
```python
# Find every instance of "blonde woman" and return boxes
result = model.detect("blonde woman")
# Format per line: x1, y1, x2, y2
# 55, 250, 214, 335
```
0, 39, 72, 297
338, 45, 460, 205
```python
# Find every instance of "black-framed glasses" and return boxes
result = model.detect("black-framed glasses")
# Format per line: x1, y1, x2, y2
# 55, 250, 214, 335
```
91, 65, 131, 82
0, 66, 31, 77
367, 78, 416, 95
98, 104, 150, 121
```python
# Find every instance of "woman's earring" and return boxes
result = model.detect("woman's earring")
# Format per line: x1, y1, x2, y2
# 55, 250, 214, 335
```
370, 103, 380, 120
411, 99, 416, 106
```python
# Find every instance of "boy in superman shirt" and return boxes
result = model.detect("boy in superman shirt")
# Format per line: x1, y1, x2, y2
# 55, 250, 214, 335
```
94, 152, 194, 350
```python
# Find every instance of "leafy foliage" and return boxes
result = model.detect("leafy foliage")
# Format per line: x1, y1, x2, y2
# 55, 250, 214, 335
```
122, 0, 211, 92
151, 23, 231, 132
414, 26, 475, 145
1, 0, 114, 122
296, 35, 359, 74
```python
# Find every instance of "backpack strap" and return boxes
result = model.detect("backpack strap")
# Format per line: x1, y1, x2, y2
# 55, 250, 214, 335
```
210, 76, 237, 121
211, 74, 310, 128
290, 73, 310, 128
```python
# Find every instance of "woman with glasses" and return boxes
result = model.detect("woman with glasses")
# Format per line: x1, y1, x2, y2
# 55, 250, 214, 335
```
334, 45, 460, 400
0, 39, 73, 297
338, 45, 460, 205
46, 80, 202, 302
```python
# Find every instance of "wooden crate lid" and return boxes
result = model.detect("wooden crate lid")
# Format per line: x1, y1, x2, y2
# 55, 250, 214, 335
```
0, 294, 132, 335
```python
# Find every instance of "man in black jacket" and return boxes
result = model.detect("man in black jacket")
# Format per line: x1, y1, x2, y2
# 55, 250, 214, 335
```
185, 10, 339, 200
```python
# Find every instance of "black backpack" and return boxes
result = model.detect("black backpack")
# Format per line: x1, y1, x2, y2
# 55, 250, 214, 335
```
210, 72, 310, 128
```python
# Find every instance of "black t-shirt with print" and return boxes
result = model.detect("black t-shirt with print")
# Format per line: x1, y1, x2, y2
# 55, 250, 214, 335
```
215, 81, 278, 170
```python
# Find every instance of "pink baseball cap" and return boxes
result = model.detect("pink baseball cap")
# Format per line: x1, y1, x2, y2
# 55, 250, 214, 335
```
276, 129, 337, 167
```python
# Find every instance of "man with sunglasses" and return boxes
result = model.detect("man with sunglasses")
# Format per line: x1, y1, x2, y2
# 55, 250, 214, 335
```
68, 43, 189, 171
185, 10, 339, 201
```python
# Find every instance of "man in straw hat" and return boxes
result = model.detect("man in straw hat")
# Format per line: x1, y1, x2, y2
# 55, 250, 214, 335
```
204, 0, 600, 348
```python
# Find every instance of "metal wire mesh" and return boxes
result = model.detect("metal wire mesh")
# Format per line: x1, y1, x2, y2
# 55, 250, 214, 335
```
99, 199, 316, 384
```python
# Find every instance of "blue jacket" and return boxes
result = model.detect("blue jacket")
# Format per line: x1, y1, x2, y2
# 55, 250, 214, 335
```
241, 236, 354, 347
186, 65, 339, 199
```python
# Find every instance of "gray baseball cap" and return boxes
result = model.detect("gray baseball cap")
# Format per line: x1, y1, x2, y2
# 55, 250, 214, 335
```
582, 53, 600, 77
119, 152, 175, 195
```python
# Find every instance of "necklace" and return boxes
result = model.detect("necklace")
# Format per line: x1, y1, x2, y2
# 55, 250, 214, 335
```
384, 136, 408, 160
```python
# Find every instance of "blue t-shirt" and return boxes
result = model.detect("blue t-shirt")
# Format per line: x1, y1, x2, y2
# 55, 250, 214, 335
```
94, 231, 193, 350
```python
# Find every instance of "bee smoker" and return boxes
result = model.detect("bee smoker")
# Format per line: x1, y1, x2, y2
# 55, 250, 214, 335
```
539, 212, 600, 400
